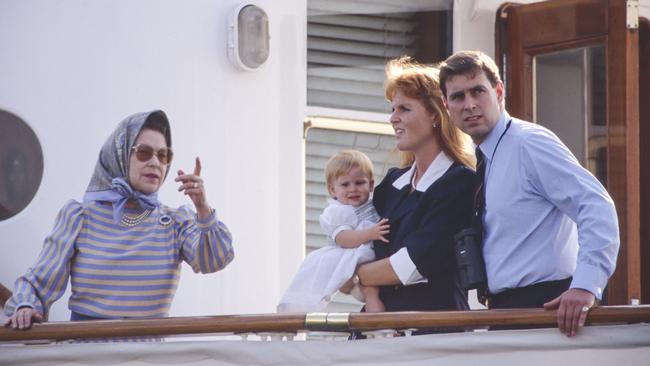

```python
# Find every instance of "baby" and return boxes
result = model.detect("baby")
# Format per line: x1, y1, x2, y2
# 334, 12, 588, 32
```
278, 150, 389, 313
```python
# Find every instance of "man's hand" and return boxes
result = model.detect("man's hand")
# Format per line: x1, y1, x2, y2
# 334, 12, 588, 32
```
3, 307, 43, 330
543, 288, 595, 337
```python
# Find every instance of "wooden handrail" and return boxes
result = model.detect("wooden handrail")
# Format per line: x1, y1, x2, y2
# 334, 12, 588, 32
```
1, 305, 649, 342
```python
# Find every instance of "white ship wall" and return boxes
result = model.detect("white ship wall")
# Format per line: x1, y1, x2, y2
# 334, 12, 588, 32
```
0, 0, 306, 320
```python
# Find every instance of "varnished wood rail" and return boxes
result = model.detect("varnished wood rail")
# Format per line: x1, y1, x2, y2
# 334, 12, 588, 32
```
1, 305, 649, 342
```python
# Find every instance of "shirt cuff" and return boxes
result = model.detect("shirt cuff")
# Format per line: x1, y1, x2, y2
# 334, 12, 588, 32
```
12, 302, 36, 315
331, 225, 355, 242
570, 262, 609, 300
196, 208, 217, 230
389, 247, 427, 285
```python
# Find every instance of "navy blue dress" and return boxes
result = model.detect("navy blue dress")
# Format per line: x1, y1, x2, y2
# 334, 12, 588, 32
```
372, 162, 475, 312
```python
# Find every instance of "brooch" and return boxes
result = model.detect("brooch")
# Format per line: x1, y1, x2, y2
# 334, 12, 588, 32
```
158, 214, 173, 226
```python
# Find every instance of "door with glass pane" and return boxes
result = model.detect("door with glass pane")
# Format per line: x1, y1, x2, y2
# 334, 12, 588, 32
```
497, 0, 642, 305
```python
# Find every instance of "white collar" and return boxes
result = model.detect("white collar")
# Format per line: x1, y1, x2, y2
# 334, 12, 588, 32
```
326, 197, 371, 210
392, 151, 453, 192
327, 198, 343, 206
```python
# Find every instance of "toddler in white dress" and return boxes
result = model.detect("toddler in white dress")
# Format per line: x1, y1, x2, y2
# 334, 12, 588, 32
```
277, 150, 389, 313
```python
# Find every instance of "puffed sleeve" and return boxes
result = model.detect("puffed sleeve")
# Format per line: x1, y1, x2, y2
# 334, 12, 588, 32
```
319, 202, 359, 245
404, 167, 475, 279
4, 200, 84, 318
174, 205, 234, 274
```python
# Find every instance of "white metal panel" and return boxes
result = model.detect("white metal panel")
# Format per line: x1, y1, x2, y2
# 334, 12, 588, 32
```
0, 0, 307, 319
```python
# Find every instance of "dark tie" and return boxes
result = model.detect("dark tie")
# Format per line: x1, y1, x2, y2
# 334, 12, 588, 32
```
474, 147, 488, 305
474, 147, 486, 230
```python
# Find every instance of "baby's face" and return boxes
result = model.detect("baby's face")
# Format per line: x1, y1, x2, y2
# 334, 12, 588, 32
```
328, 166, 374, 207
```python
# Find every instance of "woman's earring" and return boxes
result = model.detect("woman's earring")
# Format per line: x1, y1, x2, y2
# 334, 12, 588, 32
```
433, 123, 438, 128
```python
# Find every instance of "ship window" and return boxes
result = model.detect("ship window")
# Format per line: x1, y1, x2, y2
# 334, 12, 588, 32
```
0, 110, 44, 221
307, 0, 453, 113
303, 0, 453, 312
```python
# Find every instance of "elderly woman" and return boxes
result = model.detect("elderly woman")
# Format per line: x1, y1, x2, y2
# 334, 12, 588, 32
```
4, 110, 234, 329
354, 58, 475, 324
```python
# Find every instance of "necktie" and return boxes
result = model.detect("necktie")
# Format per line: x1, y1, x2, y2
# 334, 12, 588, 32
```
474, 147, 488, 305
474, 147, 486, 231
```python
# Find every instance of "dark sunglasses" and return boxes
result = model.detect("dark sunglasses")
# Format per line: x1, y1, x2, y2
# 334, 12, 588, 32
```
131, 144, 173, 165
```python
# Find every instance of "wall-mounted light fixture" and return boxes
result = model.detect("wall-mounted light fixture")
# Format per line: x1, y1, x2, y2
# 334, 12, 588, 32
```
227, 4, 270, 71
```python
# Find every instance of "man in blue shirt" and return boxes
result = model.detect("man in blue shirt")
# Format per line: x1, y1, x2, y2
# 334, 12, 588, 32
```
439, 50, 619, 337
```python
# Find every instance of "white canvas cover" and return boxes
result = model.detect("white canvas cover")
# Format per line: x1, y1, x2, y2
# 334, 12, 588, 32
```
1, 324, 649, 366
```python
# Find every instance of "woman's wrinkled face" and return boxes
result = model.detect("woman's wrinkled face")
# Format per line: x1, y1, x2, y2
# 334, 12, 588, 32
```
389, 90, 437, 154
128, 129, 168, 194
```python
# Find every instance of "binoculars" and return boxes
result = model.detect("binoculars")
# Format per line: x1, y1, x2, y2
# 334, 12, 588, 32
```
454, 227, 487, 291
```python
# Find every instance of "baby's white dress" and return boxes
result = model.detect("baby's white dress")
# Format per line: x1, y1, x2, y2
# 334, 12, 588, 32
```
277, 199, 379, 312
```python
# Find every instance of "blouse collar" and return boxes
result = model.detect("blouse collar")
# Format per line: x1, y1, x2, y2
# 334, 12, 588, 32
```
392, 151, 453, 192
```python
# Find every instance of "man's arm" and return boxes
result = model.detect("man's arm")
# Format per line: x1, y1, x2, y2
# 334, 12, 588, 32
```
522, 129, 619, 336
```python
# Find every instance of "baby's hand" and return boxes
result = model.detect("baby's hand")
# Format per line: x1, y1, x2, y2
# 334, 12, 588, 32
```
369, 218, 390, 243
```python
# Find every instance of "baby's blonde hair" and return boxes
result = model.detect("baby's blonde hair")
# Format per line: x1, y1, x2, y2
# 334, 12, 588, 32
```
324, 150, 374, 187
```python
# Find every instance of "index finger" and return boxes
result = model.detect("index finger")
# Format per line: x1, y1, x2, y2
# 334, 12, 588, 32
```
194, 157, 202, 176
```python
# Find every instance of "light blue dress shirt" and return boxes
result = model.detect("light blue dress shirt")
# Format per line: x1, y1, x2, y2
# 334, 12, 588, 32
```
478, 111, 619, 298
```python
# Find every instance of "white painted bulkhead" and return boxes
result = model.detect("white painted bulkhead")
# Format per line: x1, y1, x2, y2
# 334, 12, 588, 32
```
0, 0, 307, 320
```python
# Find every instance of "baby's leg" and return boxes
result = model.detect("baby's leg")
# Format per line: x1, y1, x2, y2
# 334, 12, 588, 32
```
361, 285, 385, 313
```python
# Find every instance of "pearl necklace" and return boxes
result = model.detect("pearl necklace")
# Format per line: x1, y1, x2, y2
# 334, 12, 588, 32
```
120, 209, 152, 227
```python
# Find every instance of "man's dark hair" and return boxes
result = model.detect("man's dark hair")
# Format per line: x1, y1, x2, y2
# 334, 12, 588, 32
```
438, 51, 502, 97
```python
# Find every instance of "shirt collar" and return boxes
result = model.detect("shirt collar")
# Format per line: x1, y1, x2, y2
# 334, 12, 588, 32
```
392, 151, 454, 192
477, 110, 510, 162
326, 197, 373, 211
326, 197, 342, 206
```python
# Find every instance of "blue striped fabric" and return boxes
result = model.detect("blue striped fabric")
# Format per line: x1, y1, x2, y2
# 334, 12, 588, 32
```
353, 200, 380, 224
4, 200, 234, 319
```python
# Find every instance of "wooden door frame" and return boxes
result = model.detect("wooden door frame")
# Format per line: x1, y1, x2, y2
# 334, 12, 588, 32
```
639, 17, 650, 304
495, 0, 640, 305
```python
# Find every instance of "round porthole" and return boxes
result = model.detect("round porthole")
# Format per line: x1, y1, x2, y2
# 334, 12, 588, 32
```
0, 110, 44, 221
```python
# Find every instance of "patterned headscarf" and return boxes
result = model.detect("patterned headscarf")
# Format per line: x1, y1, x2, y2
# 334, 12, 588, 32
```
83, 110, 172, 223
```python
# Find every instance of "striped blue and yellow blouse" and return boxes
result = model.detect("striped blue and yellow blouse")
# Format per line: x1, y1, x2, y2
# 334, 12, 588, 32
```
4, 200, 234, 319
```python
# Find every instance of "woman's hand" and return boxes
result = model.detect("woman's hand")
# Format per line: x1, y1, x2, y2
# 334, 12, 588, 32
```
4, 307, 43, 330
175, 157, 212, 219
